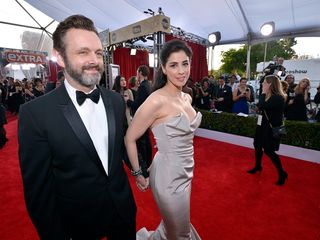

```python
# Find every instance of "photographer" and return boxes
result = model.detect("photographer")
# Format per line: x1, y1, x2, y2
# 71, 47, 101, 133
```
263, 57, 286, 77
314, 83, 320, 121
194, 78, 211, 110
259, 57, 286, 96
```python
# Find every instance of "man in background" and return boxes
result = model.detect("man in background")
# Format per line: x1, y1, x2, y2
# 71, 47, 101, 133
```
214, 76, 233, 112
55, 70, 65, 88
126, 65, 152, 177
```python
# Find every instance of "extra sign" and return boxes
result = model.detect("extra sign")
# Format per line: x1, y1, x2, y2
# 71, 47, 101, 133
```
5, 51, 47, 64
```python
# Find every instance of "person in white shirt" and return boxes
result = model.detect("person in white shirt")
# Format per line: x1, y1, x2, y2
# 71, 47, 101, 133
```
18, 14, 136, 240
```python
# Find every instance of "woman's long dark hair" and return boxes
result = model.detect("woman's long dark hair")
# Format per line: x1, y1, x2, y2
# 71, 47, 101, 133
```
152, 39, 192, 92
112, 75, 126, 93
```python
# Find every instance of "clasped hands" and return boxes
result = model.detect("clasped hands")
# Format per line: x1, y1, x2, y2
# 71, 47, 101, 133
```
135, 175, 149, 192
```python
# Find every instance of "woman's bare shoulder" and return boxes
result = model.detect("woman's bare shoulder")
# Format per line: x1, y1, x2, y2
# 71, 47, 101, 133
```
143, 90, 167, 109
182, 92, 192, 103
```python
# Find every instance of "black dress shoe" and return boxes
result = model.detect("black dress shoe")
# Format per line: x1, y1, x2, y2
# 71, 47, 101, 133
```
276, 171, 288, 186
247, 166, 262, 174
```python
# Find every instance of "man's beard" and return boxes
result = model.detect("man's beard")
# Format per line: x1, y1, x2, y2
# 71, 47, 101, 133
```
64, 56, 104, 87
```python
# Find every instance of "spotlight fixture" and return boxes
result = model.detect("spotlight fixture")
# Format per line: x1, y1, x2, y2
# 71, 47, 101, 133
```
143, 8, 155, 16
130, 48, 137, 56
260, 21, 275, 36
146, 35, 154, 41
208, 31, 221, 45
170, 25, 207, 46
138, 37, 147, 43
158, 7, 164, 15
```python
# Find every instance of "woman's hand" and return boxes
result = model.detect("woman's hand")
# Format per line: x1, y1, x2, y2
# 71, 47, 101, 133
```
305, 86, 311, 93
135, 175, 149, 192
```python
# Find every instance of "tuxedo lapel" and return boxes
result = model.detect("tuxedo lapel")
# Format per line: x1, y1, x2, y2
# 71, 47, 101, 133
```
57, 85, 106, 176
99, 87, 116, 174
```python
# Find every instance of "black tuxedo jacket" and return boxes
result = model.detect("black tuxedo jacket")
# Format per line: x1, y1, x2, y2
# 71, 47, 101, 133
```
215, 85, 233, 112
18, 84, 136, 239
127, 79, 151, 116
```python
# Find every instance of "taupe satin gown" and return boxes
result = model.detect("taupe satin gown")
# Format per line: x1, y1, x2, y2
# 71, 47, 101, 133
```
137, 112, 202, 240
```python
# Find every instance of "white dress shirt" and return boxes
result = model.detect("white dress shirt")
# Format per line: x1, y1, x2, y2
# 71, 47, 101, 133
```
64, 79, 109, 174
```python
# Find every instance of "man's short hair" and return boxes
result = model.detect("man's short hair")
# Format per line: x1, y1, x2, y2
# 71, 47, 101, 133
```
57, 71, 64, 80
138, 65, 150, 77
52, 15, 99, 58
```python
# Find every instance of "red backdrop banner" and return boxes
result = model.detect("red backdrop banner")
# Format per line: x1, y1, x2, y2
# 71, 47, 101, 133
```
112, 34, 208, 88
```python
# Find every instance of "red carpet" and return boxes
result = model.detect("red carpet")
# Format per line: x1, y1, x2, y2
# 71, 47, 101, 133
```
1, 118, 320, 239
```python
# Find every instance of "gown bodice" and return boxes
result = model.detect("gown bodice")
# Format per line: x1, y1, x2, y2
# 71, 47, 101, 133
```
151, 112, 202, 154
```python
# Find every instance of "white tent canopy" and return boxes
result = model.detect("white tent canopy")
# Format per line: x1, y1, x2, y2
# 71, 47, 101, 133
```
1, 0, 320, 79
24, 0, 320, 45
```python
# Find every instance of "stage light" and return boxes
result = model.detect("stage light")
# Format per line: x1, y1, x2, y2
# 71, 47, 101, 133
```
21, 64, 30, 70
11, 64, 21, 70
260, 21, 275, 36
208, 31, 221, 44
130, 49, 137, 55
143, 8, 155, 16
138, 37, 147, 43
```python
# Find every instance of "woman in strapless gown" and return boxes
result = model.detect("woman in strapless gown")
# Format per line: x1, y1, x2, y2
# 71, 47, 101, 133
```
125, 39, 202, 240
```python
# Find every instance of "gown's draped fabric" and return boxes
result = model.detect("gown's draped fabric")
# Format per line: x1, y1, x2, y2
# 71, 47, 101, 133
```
137, 112, 202, 240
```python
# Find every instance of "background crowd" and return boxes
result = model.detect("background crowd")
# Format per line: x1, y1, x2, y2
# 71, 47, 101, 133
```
186, 72, 320, 122
1, 59, 320, 150
0, 72, 65, 148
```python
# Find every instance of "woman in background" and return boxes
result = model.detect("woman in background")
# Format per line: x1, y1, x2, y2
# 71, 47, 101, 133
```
247, 75, 288, 186
232, 77, 251, 114
280, 80, 289, 101
113, 75, 134, 126
10, 81, 25, 114
23, 80, 35, 102
285, 77, 310, 121
128, 76, 140, 100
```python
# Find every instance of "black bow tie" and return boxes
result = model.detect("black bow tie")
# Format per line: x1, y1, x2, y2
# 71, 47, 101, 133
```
76, 88, 100, 105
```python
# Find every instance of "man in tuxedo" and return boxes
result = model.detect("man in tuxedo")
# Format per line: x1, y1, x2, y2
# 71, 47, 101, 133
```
18, 15, 136, 240
126, 65, 152, 177
214, 76, 233, 112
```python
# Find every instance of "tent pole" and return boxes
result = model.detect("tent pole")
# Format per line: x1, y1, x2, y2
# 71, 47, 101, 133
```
262, 42, 268, 70
246, 33, 252, 79
246, 45, 251, 79
153, 31, 164, 80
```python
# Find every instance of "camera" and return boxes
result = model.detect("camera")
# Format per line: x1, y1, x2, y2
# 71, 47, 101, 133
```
264, 62, 286, 77
195, 82, 201, 88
